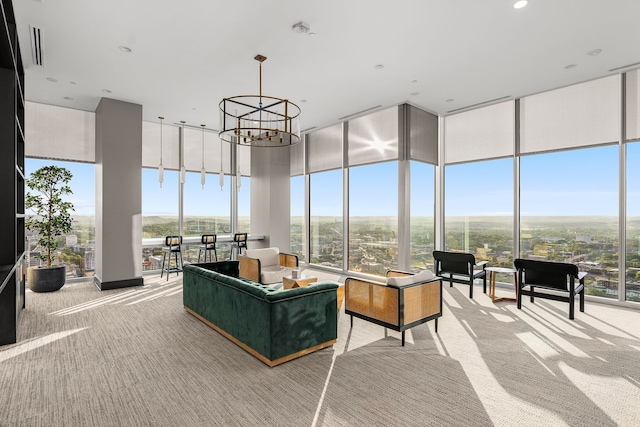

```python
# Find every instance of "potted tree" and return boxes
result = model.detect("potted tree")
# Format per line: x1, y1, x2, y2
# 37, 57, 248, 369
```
25, 165, 75, 292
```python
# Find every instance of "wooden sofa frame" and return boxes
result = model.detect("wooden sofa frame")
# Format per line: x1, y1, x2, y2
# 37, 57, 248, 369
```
514, 258, 586, 320
238, 251, 298, 284
433, 250, 487, 299
345, 270, 442, 346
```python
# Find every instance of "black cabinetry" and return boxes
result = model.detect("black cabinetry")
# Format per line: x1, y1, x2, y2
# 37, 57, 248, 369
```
0, 0, 25, 346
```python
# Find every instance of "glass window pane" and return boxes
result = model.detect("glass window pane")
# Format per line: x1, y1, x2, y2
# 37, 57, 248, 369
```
25, 159, 95, 278
182, 171, 232, 262
445, 158, 513, 280
310, 170, 342, 268
411, 161, 435, 272
626, 142, 640, 302
290, 175, 306, 262
349, 162, 398, 275
142, 168, 179, 238
521, 146, 619, 299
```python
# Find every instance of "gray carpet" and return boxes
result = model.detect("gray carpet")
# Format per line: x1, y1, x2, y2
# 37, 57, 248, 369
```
2, 272, 640, 426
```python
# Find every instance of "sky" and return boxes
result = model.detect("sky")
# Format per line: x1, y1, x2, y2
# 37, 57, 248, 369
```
25, 143, 640, 219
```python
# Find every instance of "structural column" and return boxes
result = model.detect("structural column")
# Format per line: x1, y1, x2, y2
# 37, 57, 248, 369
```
94, 98, 143, 290
250, 146, 291, 250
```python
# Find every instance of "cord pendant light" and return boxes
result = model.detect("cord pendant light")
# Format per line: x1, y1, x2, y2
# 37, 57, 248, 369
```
200, 124, 206, 189
158, 116, 164, 188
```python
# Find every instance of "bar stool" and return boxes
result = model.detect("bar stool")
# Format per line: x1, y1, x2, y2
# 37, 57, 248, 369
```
161, 235, 183, 280
231, 232, 248, 260
198, 234, 218, 263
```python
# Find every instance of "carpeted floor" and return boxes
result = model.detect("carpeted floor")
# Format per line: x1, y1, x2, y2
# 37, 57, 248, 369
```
2, 271, 640, 426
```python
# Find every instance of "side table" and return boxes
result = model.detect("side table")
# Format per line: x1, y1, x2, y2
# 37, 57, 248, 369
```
485, 267, 518, 303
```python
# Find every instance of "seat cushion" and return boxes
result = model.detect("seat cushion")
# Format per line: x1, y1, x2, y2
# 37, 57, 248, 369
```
245, 247, 280, 267
386, 270, 434, 288
261, 265, 293, 285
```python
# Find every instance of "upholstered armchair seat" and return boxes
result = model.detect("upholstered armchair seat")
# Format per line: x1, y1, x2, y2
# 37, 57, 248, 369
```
239, 247, 299, 284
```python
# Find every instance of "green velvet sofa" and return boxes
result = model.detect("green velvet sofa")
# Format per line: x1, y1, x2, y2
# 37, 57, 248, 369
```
183, 261, 338, 367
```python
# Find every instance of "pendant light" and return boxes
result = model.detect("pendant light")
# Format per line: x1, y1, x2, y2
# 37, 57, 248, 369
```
179, 120, 186, 184
236, 147, 241, 191
158, 116, 164, 188
200, 124, 206, 189
219, 135, 224, 191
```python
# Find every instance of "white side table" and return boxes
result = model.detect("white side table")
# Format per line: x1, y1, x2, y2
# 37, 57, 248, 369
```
485, 267, 518, 303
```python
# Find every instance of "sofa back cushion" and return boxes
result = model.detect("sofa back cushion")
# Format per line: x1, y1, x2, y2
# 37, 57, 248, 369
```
245, 247, 280, 267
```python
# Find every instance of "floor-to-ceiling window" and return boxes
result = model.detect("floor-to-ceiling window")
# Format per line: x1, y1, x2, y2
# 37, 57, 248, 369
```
520, 145, 619, 298
348, 162, 398, 275
626, 142, 640, 301
290, 175, 306, 261
141, 168, 178, 270
309, 170, 342, 268
237, 176, 251, 233
410, 161, 435, 272
25, 158, 95, 278
445, 158, 514, 273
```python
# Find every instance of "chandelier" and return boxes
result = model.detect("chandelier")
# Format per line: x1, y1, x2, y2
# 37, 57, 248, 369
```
219, 55, 301, 147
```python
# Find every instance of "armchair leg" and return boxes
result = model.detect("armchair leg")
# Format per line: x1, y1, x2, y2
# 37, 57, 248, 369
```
350, 315, 353, 328
469, 280, 473, 299
483, 276, 487, 294
569, 298, 575, 320
401, 331, 405, 346
530, 286, 535, 303
580, 290, 585, 312
435, 318, 438, 333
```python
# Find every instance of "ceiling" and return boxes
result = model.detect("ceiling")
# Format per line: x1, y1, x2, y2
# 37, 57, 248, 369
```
11, 0, 640, 133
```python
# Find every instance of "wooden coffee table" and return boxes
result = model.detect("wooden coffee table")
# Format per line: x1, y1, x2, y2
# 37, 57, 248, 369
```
282, 274, 317, 290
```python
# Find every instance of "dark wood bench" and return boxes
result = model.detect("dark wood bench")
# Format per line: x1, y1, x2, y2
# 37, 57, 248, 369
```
514, 258, 586, 320
432, 250, 487, 299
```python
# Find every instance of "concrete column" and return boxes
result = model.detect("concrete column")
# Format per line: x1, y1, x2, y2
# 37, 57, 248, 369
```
94, 98, 143, 290
250, 147, 291, 251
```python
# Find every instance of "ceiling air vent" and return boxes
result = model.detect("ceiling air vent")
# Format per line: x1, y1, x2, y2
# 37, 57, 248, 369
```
609, 61, 640, 72
447, 96, 511, 114
29, 25, 44, 66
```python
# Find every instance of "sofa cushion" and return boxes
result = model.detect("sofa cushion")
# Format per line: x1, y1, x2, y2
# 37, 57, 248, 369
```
245, 247, 280, 267
386, 270, 435, 288
261, 265, 293, 285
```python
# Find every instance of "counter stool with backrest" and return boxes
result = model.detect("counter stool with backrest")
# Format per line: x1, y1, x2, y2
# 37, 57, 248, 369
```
231, 232, 248, 260
198, 234, 218, 263
161, 235, 183, 280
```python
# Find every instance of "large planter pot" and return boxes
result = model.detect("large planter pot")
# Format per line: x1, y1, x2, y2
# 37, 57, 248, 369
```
27, 265, 66, 292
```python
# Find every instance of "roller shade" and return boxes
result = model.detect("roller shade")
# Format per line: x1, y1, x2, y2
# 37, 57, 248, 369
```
142, 121, 180, 170
626, 69, 640, 141
347, 106, 398, 166
444, 100, 514, 164
25, 101, 95, 163
290, 137, 304, 176
520, 75, 620, 154
307, 122, 343, 173
407, 104, 439, 165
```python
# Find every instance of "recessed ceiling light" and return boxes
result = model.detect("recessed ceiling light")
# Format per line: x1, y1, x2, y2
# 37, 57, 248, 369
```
564, 63, 577, 69
308, 32, 316, 37
587, 48, 602, 56
70, 81, 77, 85
374, 64, 384, 70
446, 98, 455, 102
46, 77, 58, 82
119, 46, 132, 53
102, 89, 112, 93
411, 80, 418, 84
513, 1, 528, 9
63, 96, 73, 101
411, 92, 420, 96
299, 99, 307, 103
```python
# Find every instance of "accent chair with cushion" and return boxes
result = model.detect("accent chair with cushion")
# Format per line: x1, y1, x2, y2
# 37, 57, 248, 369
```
514, 258, 586, 320
238, 247, 299, 284
432, 250, 487, 299
345, 269, 442, 346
